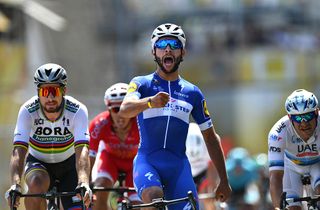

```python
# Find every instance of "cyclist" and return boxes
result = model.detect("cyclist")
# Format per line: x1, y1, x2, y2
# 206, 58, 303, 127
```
268, 89, 320, 210
5, 63, 92, 210
186, 122, 220, 210
226, 147, 260, 210
119, 23, 231, 210
89, 83, 140, 210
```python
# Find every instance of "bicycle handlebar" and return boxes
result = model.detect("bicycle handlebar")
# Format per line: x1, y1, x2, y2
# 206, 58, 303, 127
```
92, 186, 136, 193
280, 192, 320, 209
122, 191, 197, 210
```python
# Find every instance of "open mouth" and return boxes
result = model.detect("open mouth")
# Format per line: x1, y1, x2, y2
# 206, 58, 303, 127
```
163, 56, 174, 67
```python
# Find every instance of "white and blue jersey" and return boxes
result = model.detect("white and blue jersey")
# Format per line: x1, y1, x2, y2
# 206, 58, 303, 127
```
126, 72, 213, 210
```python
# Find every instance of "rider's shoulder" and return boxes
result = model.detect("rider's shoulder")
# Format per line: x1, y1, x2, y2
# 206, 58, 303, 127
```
64, 95, 87, 113
22, 96, 40, 113
269, 115, 291, 135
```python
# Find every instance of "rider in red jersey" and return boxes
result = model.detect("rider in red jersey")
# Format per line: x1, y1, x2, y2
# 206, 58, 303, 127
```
89, 83, 140, 210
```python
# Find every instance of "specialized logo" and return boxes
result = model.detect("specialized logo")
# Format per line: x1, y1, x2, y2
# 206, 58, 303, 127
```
202, 100, 210, 117
128, 82, 138, 93
145, 172, 153, 181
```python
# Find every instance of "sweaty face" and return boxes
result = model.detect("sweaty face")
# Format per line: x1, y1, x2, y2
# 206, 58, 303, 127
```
38, 84, 64, 113
153, 37, 184, 74
290, 111, 318, 141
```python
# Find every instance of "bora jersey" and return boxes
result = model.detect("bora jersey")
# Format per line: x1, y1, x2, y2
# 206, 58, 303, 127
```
13, 95, 90, 163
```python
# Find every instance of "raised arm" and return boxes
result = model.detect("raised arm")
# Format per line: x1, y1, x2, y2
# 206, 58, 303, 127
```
201, 127, 231, 202
119, 92, 170, 118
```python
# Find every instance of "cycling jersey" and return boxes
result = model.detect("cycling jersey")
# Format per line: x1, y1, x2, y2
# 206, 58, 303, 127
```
268, 115, 320, 170
89, 111, 139, 159
126, 72, 212, 209
268, 114, 320, 206
126, 72, 213, 156
13, 95, 90, 163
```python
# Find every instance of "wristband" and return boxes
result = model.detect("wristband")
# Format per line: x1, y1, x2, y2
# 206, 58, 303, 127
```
147, 98, 153, 108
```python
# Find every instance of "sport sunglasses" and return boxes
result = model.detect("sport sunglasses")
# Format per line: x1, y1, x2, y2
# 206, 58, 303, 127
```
38, 86, 63, 97
290, 112, 317, 123
154, 39, 183, 50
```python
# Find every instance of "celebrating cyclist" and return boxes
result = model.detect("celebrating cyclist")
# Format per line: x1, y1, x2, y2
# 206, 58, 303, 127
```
89, 83, 140, 210
5, 63, 92, 210
119, 23, 231, 210
268, 89, 320, 210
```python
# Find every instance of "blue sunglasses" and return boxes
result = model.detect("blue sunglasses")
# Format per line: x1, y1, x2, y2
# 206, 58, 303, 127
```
291, 112, 317, 123
154, 39, 183, 50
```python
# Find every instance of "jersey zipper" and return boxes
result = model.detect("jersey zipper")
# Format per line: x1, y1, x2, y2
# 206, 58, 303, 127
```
163, 81, 171, 148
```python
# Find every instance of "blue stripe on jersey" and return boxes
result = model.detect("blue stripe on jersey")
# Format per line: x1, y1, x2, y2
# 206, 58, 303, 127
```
285, 151, 320, 166
269, 160, 284, 168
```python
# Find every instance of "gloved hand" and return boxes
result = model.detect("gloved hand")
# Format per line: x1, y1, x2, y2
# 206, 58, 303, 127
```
75, 182, 92, 208
5, 184, 23, 208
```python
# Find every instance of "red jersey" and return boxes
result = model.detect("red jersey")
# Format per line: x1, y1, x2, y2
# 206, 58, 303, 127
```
89, 111, 139, 159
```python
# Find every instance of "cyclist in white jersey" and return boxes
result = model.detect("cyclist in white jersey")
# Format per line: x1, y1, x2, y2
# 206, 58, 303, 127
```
5, 63, 92, 210
268, 89, 320, 210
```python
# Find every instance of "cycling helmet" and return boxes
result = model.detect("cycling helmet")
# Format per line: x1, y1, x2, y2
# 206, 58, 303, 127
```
104, 83, 128, 107
34, 63, 67, 87
227, 147, 250, 161
285, 89, 318, 115
151, 23, 186, 49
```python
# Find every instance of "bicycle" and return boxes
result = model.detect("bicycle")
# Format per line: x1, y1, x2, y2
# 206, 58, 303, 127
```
280, 173, 320, 210
92, 171, 137, 210
9, 180, 87, 210
121, 191, 197, 210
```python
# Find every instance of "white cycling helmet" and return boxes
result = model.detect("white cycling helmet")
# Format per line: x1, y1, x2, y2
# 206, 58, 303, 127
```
285, 89, 318, 115
104, 83, 128, 107
34, 63, 67, 87
186, 123, 210, 176
151, 23, 186, 49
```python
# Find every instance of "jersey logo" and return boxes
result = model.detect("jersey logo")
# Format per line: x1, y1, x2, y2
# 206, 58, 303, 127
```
145, 172, 153, 181
202, 100, 210, 117
128, 82, 138, 93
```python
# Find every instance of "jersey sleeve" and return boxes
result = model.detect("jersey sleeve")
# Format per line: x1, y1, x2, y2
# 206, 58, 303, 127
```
125, 77, 143, 100
268, 119, 286, 171
73, 104, 90, 148
191, 87, 213, 131
13, 106, 32, 150
89, 117, 100, 157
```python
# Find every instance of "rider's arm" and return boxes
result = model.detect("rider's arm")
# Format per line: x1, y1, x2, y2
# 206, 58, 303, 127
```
74, 105, 91, 184
119, 96, 150, 118
202, 127, 231, 201
268, 118, 285, 208
269, 170, 283, 208
10, 146, 28, 186
11, 105, 31, 186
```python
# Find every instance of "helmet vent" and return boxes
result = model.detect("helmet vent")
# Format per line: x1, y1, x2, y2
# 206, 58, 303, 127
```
45, 69, 52, 77
53, 69, 61, 78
